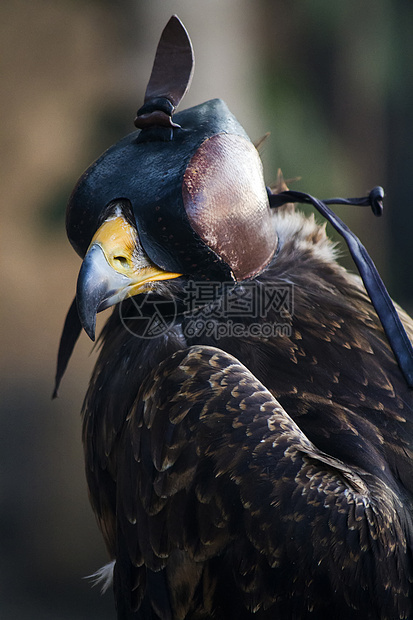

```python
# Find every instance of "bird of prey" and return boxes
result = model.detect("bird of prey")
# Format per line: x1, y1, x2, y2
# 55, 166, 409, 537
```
55, 15, 413, 620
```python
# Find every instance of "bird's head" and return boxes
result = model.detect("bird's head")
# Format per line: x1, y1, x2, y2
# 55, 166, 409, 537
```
67, 15, 276, 342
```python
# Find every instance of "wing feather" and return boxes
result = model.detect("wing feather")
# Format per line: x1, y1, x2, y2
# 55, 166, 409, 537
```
112, 344, 413, 618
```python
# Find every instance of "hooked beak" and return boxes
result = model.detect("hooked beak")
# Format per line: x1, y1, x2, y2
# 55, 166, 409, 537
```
76, 212, 181, 340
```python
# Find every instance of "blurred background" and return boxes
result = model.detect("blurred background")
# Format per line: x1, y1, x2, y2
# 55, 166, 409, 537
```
1, 0, 413, 617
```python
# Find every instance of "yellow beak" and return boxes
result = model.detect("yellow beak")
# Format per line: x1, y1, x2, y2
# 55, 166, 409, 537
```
76, 213, 182, 340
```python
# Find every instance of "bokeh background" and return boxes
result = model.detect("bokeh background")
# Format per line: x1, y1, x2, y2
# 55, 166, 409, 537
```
1, 1, 413, 617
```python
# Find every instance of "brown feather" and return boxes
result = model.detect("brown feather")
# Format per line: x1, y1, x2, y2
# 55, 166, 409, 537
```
82, 208, 413, 619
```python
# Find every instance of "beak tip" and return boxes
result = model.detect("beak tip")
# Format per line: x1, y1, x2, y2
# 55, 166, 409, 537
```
76, 297, 97, 342
76, 245, 105, 342
83, 320, 96, 342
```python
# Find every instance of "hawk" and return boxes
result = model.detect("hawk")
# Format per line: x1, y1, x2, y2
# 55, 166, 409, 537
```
55, 16, 413, 620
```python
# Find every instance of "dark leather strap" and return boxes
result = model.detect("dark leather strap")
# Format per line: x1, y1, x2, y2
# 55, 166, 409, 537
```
53, 297, 82, 398
269, 187, 413, 388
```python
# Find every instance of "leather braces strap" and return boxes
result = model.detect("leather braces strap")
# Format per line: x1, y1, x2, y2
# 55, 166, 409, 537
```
268, 186, 413, 388
53, 297, 81, 398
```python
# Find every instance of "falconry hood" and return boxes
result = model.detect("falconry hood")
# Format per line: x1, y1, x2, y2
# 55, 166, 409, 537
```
55, 14, 413, 397
66, 15, 277, 283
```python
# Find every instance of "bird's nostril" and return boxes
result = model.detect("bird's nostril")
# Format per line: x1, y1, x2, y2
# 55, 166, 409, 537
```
114, 256, 129, 267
